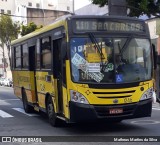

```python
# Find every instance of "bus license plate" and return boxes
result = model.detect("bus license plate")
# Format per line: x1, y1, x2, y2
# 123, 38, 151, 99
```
109, 108, 123, 114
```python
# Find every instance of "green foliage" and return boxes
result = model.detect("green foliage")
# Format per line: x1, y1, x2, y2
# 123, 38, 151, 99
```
21, 22, 43, 36
0, 15, 20, 65
90, 0, 160, 17
0, 15, 20, 42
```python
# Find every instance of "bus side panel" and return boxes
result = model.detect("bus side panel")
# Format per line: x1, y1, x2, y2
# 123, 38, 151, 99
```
35, 71, 56, 110
12, 70, 36, 103
37, 93, 46, 108
14, 87, 22, 99
62, 86, 69, 118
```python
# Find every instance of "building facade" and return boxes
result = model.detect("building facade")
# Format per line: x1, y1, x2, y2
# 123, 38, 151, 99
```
145, 18, 160, 54
0, 0, 73, 15
0, 0, 73, 78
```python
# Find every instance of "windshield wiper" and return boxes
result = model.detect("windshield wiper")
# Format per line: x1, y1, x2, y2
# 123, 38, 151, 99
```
119, 35, 133, 55
88, 33, 105, 61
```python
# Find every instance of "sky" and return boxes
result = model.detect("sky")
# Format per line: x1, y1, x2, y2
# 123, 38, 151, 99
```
74, 0, 91, 10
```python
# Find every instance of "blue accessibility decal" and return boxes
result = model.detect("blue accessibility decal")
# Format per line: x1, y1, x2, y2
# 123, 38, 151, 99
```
116, 74, 123, 83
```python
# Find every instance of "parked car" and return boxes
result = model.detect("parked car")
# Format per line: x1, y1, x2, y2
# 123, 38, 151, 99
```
3, 78, 13, 87
0, 78, 5, 86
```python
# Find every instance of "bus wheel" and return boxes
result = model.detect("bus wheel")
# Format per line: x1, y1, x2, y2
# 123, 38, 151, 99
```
47, 96, 59, 127
22, 89, 33, 113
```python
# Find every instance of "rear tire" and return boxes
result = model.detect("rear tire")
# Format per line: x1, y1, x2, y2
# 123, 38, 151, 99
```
47, 96, 60, 127
22, 89, 33, 113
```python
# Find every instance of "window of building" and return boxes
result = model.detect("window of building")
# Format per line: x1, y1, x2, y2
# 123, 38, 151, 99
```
1, 9, 4, 14
22, 44, 28, 68
48, 4, 53, 6
36, 3, 40, 8
41, 37, 51, 69
28, 2, 32, 7
15, 46, 21, 68
7, 10, 11, 14
67, 6, 70, 11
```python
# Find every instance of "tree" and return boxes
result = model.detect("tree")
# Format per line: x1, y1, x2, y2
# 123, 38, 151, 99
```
90, 0, 160, 17
21, 22, 43, 36
0, 15, 20, 66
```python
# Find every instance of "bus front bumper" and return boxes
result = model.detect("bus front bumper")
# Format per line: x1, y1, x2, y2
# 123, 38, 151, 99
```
69, 99, 152, 122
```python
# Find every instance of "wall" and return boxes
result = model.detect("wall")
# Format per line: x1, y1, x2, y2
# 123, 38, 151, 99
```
0, 0, 15, 15
27, 8, 70, 26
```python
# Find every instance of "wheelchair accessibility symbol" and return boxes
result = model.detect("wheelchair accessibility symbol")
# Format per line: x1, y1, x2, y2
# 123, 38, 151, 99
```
116, 74, 123, 83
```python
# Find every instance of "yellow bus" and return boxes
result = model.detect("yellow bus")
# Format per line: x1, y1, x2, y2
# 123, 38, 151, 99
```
11, 15, 155, 126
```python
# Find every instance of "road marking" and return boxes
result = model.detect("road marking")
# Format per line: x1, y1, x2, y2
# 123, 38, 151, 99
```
0, 100, 11, 106
0, 99, 19, 101
131, 120, 160, 125
12, 108, 39, 117
152, 108, 160, 111
0, 99, 19, 106
0, 110, 13, 118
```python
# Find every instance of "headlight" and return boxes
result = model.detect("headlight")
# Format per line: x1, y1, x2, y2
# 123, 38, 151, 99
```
140, 87, 153, 101
70, 90, 89, 104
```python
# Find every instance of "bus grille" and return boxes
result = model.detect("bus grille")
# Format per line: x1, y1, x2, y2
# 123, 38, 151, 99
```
92, 90, 135, 99
94, 103, 137, 117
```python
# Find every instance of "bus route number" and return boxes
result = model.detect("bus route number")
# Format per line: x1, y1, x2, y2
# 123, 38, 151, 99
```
124, 97, 132, 103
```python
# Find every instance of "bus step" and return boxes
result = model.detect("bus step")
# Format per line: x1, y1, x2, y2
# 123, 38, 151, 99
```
34, 106, 40, 112
56, 115, 66, 121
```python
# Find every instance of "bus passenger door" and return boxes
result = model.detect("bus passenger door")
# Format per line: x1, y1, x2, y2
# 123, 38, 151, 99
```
29, 46, 38, 103
53, 39, 64, 114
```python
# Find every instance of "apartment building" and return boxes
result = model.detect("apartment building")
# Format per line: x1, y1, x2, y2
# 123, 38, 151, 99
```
0, 0, 73, 78
145, 18, 160, 54
0, 0, 73, 14
0, 0, 15, 15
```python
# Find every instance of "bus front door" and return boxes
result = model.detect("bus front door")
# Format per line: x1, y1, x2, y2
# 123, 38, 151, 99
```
29, 46, 38, 103
53, 39, 64, 114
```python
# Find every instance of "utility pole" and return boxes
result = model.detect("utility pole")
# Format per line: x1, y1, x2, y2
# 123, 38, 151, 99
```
108, 0, 127, 16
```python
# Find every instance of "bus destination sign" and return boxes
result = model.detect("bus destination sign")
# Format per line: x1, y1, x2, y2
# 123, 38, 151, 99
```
73, 19, 144, 33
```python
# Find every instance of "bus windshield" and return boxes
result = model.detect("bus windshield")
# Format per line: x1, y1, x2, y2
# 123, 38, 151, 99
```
70, 37, 152, 84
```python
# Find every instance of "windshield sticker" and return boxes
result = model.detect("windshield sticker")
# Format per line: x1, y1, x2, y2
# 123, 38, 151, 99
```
87, 63, 100, 72
71, 53, 104, 82
104, 63, 114, 72
116, 74, 123, 83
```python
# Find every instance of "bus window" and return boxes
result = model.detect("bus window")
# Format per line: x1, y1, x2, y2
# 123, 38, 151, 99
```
36, 39, 40, 69
22, 43, 28, 68
41, 37, 51, 69
15, 45, 21, 68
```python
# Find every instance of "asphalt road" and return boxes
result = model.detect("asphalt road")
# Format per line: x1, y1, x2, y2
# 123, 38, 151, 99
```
0, 86, 160, 145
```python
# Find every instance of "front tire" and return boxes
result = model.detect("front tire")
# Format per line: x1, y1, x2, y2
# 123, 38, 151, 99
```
22, 89, 33, 113
47, 96, 60, 127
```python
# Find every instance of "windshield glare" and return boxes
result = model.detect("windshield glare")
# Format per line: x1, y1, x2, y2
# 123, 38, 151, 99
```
70, 37, 152, 84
